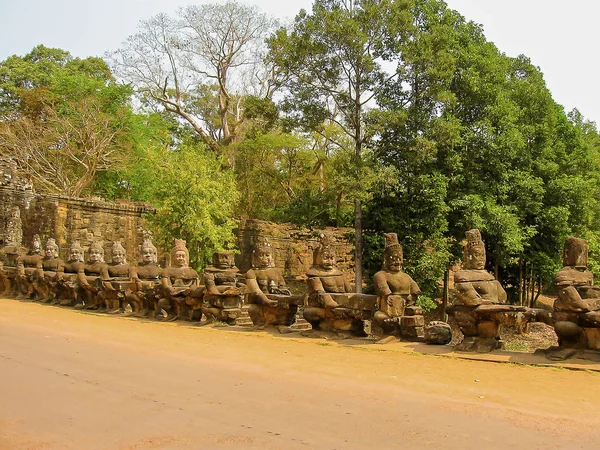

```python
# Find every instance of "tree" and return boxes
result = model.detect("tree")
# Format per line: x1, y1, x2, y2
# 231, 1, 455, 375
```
139, 143, 240, 269
0, 46, 134, 197
109, 1, 278, 153
268, 0, 413, 291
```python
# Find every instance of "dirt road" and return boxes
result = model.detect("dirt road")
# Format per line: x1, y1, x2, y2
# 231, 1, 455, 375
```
1, 299, 599, 449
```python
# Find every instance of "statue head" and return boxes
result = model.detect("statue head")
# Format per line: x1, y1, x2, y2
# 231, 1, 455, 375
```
463, 229, 486, 270
213, 251, 235, 270
31, 234, 42, 254
563, 237, 588, 268
171, 239, 189, 268
383, 233, 403, 273
88, 241, 105, 263
45, 238, 59, 259
69, 241, 84, 262
313, 233, 336, 270
111, 241, 127, 265
252, 237, 274, 269
141, 238, 158, 265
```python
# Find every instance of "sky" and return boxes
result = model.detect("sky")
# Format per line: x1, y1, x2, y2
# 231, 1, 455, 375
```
1, 0, 598, 124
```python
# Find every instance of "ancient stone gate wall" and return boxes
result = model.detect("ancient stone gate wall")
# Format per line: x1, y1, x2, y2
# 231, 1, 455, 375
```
235, 219, 355, 280
0, 185, 154, 263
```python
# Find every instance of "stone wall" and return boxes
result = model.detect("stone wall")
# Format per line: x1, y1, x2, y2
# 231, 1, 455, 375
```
0, 185, 154, 263
235, 219, 355, 280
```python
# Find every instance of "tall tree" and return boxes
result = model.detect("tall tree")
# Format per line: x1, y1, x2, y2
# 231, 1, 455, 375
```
268, 0, 412, 291
108, 1, 277, 152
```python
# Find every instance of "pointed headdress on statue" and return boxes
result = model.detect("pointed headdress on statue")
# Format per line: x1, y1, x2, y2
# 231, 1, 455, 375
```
313, 233, 336, 266
69, 241, 85, 262
383, 233, 402, 257
111, 241, 126, 261
45, 238, 58, 255
171, 239, 189, 265
89, 241, 105, 262
252, 236, 274, 267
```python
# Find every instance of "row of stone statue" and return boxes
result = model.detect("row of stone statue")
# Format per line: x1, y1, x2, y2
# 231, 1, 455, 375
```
0, 232, 434, 340
2, 228, 600, 356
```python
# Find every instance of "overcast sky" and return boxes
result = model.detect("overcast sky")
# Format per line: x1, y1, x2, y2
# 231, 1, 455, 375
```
1, 0, 597, 124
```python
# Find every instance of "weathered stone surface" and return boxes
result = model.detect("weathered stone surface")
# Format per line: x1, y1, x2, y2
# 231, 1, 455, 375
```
236, 219, 355, 281
551, 237, 600, 355
0, 165, 154, 265
424, 321, 452, 345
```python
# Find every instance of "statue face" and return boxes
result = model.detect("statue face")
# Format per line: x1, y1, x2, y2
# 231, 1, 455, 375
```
215, 252, 233, 269
32, 240, 41, 254
45, 246, 57, 258
255, 249, 273, 269
385, 251, 402, 273
69, 248, 82, 262
319, 250, 335, 270
89, 248, 103, 263
142, 246, 157, 264
112, 249, 126, 265
174, 250, 187, 268
465, 245, 485, 270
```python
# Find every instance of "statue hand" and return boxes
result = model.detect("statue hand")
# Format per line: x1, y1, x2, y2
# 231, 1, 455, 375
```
386, 296, 394, 307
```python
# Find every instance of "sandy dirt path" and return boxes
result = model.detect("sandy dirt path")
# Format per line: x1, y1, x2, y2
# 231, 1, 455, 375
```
1, 299, 599, 449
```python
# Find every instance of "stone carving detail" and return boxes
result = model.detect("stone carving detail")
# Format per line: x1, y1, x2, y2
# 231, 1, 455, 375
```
36, 238, 64, 302
246, 237, 302, 327
551, 237, 600, 353
125, 237, 161, 317
201, 251, 244, 325
446, 229, 527, 352
303, 234, 377, 335
16, 234, 43, 299
372, 233, 424, 338
56, 241, 85, 306
157, 239, 200, 321
98, 241, 133, 314
76, 241, 107, 310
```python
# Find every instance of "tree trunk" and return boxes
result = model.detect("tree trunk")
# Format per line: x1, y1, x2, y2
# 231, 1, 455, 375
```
529, 264, 535, 308
441, 267, 449, 322
354, 199, 362, 293
519, 259, 524, 306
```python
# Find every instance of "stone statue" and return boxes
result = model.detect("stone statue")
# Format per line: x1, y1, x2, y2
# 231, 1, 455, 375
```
157, 239, 199, 321
125, 237, 161, 317
372, 233, 424, 338
55, 241, 85, 306
246, 237, 301, 327
98, 241, 133, 314
454, 229, 507, 306
446, 229, 526, 352
200, 251, 245, 325
552, 237, 600, 352
16, 234, 43, 299
35, 238, 64, 303
303, 233, 377, 335
0, 207, 24, 295
76, 241, 107, 310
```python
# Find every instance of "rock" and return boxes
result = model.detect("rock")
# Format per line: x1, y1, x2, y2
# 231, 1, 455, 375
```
424, 321, 452, 345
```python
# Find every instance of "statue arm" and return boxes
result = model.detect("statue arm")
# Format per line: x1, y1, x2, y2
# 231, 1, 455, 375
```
161, 269, 174, 295
308, 276, 338, 308
455, 281, 481, 305
203, 272, 219, 295
245, 273, 271, 305
373, 273, 392, 297
101, 266, 114, 291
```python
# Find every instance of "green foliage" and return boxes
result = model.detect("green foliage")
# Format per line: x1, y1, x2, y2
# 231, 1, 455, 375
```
140, 143, 239, 269
416, 295, 438, 313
